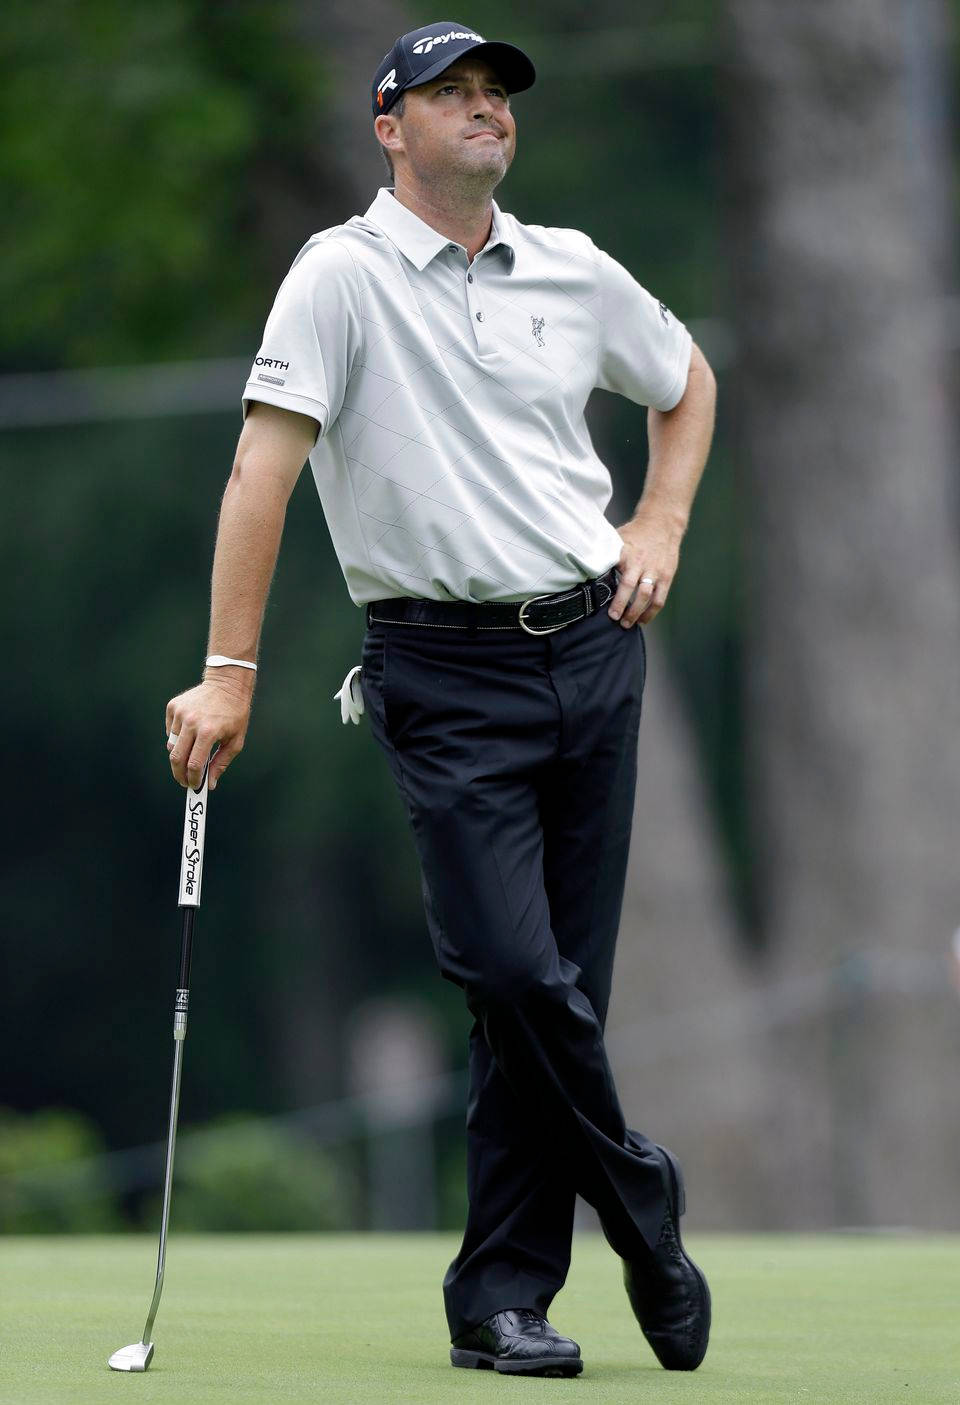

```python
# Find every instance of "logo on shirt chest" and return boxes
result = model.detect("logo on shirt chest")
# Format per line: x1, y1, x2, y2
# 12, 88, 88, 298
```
531, 316, 546, 348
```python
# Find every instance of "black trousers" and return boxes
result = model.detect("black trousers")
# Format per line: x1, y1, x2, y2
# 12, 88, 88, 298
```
360, 597, 668, 1341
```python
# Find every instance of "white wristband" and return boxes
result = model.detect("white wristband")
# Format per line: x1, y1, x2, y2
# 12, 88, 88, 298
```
205, 655, 258, 671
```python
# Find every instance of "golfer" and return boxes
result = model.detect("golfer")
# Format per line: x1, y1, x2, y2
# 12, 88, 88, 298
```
166, 20, 716, 1378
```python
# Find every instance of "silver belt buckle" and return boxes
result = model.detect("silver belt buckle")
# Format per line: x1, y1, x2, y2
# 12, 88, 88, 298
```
517, 592, 569, 636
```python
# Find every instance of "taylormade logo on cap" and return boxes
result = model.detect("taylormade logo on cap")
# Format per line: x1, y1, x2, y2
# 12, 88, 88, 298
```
412, 29, 484, 55
371, 21, 536, 117
377, 69, 398, 102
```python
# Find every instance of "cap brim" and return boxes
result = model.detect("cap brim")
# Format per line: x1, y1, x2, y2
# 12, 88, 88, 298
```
407, 40, 535, 97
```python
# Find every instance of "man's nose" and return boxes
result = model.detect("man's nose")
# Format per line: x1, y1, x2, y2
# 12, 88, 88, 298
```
470, 90, 495, 119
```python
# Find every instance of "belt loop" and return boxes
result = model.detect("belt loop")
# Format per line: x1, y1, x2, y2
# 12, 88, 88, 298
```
467, 602, 479, 636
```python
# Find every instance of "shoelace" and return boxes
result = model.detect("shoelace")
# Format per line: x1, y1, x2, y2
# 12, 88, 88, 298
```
511, 1309, 547, 1328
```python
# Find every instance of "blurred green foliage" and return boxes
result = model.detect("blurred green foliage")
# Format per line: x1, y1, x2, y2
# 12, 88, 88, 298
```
0, 0, 321, 367
0, 1106, 121, 1231
0, 1105, 360, 1232
150, 1115, 356, 1231
436, 1125, 469, 1232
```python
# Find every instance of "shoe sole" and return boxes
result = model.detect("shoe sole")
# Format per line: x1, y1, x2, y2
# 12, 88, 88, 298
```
653, 1143, 712, 1370
451, 1348, 583, 1377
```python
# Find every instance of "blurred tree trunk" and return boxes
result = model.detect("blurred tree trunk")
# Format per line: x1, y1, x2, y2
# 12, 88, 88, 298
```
725, 0, 960, 1226
249, 1, 408, 281
292, 0, 406, 213
606, 635, 776, 1229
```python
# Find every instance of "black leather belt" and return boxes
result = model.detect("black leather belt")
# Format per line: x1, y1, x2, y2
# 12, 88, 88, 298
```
366, 566, 619, 635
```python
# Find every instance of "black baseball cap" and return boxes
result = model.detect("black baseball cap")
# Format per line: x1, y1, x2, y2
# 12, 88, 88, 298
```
372, 21, 535, 117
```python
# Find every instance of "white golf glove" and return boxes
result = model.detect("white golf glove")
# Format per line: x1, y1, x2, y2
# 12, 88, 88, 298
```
333, 663, 365, 725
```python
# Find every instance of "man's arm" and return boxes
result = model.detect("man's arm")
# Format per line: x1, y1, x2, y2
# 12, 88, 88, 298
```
608, 340, 717, 628
165, 401, 319, 790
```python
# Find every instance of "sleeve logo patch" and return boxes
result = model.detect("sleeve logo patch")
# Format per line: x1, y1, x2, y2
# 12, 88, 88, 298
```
257, 373, 286, 386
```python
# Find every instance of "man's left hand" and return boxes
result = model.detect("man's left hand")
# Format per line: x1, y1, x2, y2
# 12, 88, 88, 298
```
607, 506, 684, 628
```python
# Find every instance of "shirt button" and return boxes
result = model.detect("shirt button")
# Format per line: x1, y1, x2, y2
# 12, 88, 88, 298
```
448, 245, 458, 253
475, 310, 484, 322
467, 273, 474, 283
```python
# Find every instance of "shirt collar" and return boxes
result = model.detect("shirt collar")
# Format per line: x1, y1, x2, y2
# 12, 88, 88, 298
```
364, 188, 515, 272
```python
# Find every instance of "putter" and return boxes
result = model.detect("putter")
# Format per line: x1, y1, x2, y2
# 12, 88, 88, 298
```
108, 752, 213, 1372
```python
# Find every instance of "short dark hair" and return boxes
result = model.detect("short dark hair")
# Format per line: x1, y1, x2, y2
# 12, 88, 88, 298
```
379, 93, 405, 181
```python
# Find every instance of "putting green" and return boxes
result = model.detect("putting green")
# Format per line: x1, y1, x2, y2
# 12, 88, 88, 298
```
1, 1233, 957, 1403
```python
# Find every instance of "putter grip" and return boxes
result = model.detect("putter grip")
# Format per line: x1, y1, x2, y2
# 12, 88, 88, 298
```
177, 759, 210, 908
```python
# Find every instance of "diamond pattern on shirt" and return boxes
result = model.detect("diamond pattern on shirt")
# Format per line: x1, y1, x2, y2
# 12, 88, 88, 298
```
242, 191, 692, 603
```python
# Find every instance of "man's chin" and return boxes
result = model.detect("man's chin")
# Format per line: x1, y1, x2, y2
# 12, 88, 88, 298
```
409, 145, 513, 193
460, 143, 511, 179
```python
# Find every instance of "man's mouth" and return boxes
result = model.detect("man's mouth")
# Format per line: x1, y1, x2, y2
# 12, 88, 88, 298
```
466, 130, 502, 140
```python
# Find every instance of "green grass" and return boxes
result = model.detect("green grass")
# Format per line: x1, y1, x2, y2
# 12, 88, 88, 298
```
1, 1233, 957, 1403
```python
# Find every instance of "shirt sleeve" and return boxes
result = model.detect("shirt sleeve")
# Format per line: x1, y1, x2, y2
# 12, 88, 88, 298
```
242, 236, 363, 434
595, 248, 692, 411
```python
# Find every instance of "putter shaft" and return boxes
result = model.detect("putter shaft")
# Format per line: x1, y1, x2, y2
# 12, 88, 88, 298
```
142, 946, 190, 1346
108, 766, 208, 1373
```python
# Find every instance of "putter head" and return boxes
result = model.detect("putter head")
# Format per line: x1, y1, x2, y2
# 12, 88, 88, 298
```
108, 1341, 155, 1372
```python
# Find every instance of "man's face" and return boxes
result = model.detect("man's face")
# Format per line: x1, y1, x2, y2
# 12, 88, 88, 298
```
380, 58, 516, 188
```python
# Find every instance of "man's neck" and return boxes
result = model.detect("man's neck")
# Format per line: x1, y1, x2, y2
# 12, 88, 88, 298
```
391, 178, 495, 262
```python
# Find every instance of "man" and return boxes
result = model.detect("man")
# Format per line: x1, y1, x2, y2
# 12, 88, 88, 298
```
165, 20, 716, 1380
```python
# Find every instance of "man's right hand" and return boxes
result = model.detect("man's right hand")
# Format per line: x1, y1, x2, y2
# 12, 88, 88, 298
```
165, 676, 253, 791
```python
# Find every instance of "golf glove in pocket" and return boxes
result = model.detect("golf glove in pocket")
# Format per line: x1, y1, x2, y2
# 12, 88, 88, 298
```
334, 664, 364, 725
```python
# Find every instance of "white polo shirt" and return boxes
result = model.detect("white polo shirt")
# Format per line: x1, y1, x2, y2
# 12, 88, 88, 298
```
243, 188, 691, 605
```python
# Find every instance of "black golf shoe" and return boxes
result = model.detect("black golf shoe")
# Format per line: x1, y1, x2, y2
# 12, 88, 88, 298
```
621, 1143, 711, 1371
450, 1308, 583, 1376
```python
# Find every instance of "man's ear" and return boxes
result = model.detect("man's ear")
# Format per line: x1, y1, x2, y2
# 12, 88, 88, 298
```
374, 112, 404, 163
